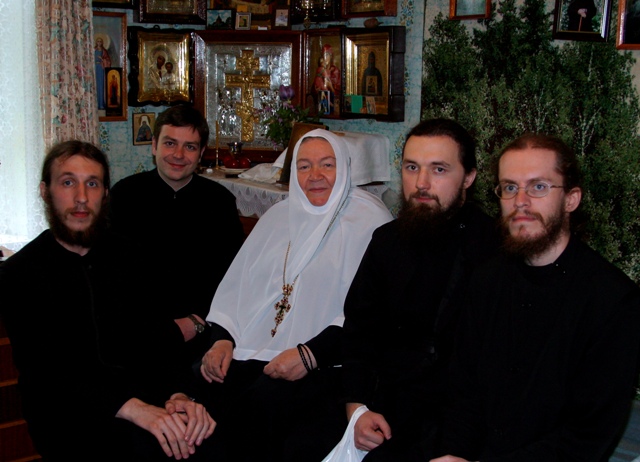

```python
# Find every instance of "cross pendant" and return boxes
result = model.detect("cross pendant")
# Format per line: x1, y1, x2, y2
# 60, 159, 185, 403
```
272, 295, 292, 337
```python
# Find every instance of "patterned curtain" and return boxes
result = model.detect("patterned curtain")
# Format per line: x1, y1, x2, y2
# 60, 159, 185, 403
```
36, 0, 99, 148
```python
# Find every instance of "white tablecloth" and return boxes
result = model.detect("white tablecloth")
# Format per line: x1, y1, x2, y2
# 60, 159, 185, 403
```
201, 170, 289, 217
201, 170, 387, 218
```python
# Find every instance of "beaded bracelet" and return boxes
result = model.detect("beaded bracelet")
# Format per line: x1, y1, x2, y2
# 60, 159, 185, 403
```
301, 343, 315, 370
297, 343, 312, 373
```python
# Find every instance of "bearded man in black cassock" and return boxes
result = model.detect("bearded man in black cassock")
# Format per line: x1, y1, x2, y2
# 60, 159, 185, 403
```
0, 141, 216, 461
433, 134, 640, 462
339, 119, 500, 461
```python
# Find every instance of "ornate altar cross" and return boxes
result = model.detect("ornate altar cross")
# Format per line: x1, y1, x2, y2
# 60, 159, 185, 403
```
224, 50, 271, 142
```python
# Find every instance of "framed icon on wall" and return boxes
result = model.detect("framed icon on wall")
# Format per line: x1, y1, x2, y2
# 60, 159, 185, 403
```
127, 27, 194, 106
342, 26, 405, 122
132, 112, 156, 146
92, 11, 127, 122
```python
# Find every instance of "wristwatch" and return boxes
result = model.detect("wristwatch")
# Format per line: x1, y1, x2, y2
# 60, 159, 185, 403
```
187, 314, 206, 334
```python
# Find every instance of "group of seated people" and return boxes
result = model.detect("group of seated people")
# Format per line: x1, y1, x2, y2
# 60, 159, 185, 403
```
1, 104, 639, 462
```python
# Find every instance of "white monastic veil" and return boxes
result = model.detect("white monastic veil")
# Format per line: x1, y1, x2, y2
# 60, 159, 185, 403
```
206, 129, 392, 361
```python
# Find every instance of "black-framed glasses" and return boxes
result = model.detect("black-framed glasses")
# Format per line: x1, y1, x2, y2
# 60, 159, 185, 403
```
494, 181, 564, 199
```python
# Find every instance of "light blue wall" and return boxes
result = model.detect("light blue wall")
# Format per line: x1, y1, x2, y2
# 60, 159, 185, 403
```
97, 1, 425, 212
100, 0, 640, 212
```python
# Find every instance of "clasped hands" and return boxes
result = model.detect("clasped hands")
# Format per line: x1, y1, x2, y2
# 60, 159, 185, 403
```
116, 393, 215, 459
200, 340, 316, 383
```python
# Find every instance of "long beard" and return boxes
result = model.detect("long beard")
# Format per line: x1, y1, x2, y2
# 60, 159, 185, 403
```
44, 191, 108, 249
396, 188, 465, 242
501, 208, 566, 261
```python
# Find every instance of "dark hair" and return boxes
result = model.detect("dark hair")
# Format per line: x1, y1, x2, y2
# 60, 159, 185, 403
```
404, 118, 477, 174
153, 105, 210, 148
497, 133, 582, 192
41, 140, 111, 190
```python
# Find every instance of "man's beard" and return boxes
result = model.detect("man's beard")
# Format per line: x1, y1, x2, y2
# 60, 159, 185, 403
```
396, 188, 465, 241
44, 191, 108, 249
501, 208, 566, 261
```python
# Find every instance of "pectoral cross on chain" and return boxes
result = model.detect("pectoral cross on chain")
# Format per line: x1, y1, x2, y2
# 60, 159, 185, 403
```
272, 283, 294, 337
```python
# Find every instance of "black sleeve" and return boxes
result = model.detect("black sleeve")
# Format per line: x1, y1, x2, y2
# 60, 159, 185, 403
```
305, 325, 342, 369
341, 233, 386, 405
207, 322, 236, 348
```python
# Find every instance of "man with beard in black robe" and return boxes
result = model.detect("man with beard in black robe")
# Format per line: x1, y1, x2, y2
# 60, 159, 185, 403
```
0, 141, 216, 461
432, 134, 640, 462
339, 119, 500, 461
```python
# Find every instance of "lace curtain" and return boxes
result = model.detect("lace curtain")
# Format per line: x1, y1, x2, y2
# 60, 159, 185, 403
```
0, 0, 99, 252
0, 0, 45, 251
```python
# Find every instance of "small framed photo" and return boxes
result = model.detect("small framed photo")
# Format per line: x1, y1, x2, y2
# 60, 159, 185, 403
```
616, 0, 640, 49
210, 0, 287, 29
127, 27, 193, 106
93, 0, 134, 7
135, 0, 206, 24
449, 0, 490, 19
235, 12, 251, 29
365, 96, 376, 114
345, 95, 364, 113
105, 68, 124, 118
207, 9, 233, 29
552, 0, 611, 41
274, 8, 290, 28
341, 0, 396, 18
133, 112, 156, 146
93, 11, 127, 122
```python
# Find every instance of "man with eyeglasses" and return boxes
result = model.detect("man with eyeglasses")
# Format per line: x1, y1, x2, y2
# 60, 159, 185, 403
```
432, 133, 640, 462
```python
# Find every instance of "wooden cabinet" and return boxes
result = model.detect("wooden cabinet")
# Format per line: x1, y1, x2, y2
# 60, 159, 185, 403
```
0, 316, 41, 461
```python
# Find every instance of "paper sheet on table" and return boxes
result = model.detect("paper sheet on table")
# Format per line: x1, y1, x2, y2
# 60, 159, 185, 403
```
238, 163, 281, 184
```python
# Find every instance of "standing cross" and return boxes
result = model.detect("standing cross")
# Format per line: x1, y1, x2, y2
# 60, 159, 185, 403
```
224, 50, 270, 142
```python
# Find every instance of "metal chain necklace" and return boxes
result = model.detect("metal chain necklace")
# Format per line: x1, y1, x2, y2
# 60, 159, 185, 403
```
271, 197, 348, 337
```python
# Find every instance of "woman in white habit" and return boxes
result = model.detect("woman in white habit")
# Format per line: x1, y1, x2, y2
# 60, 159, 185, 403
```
199, 129, 392, 461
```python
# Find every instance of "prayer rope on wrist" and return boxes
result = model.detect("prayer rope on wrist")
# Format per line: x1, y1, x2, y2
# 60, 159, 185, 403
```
302, 343, 315, 370
297, 343, 312, 373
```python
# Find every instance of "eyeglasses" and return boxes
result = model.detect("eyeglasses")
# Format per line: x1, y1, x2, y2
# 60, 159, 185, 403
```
494, 181, 564, 199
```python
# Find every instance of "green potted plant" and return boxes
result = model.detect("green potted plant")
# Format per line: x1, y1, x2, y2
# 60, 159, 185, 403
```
264, 85, 319, 149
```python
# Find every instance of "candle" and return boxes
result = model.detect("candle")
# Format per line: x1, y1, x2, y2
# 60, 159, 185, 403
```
215, 121, 220, 151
